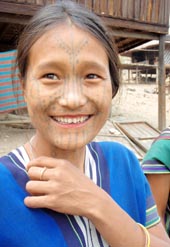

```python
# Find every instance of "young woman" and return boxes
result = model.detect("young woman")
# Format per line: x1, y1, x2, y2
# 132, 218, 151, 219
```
0, 1, 169, 246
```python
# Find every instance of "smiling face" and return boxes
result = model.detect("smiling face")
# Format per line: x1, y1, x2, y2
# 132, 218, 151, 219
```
24, 23, 112, 152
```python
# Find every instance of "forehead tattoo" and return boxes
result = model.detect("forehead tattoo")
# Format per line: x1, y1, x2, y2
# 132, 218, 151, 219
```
55, 36, 88, 66
54, 30, 89, 105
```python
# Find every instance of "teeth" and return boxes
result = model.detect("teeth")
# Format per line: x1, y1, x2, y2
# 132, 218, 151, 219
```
53, 116, 89, 124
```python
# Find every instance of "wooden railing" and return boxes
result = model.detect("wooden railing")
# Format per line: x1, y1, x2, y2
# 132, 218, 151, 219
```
1, 0, 169, 27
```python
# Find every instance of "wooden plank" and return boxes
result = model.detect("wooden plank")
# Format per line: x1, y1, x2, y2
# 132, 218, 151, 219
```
158, 0, 165, 25
121, 63, 158, 70
96, 121, 145, 160
164, 0, 170, 25
138, 139, 155, 151
92, 0, 100, 14
112, 0, 117, 17
127, 0, 134, 19
35, 0, 45, 4
99, 0, 108, 15
163, 0, 170, 26
0, 119, 31, 124
1, 0, 169, 29
134, 0, 140, 20
143, 0, 149, 22
139, 0, 145, 22
110, 29, 159, 40
112, 122, 146, 160
121, 0, 128, 19
1, 0, 17, 2
0, 13, 30, 24
114, 121, 160, 152
113, 0, 121, 17
84, 0, 93, 10
117, 0, 122, 17
44, 0, 55, 4
158, 35, 166, 130
138, 137, 159, 140
108, 0, 114, 16
151, 0, 160, 23
146, 0, 152, 22
118, 40, 148, 53
0, 1, 41, 16
16, 0, 26, 3
101, 16, 169, 34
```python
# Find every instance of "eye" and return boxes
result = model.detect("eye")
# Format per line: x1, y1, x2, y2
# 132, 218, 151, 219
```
43, 73, 59, 80
86, 74, 99, 79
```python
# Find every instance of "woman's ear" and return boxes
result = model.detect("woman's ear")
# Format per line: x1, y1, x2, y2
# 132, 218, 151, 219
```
19, 74, 27, 103
22, 84, 27, 103
23, 86, 27, 103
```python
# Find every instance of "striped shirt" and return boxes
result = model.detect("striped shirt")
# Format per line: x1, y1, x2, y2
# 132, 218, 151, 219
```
0, 141, 160, 246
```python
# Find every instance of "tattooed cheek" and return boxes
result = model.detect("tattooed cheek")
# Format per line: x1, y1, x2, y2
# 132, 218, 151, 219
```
53, 87, 64, 98
38, 93, 56, 109
50, 105, 56, 111
40, 98, 51, 108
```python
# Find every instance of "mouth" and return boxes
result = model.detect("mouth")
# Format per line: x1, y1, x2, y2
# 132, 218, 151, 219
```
51, 115, 91, 125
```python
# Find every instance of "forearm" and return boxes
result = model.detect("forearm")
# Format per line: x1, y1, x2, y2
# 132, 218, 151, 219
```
85, 189, 170, 247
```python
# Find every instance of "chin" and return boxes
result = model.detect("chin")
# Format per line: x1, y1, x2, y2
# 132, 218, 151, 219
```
52, 135, 93, 150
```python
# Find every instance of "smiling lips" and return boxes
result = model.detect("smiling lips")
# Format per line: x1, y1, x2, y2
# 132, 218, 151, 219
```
52, 115, 90, 125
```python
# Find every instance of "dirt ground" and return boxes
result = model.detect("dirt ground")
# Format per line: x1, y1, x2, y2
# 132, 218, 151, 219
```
1, 83, 170, 156
112, 83, 170, 127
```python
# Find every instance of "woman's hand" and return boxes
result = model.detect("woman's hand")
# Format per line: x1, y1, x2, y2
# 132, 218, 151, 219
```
24, 157, 170, 246
24, 156, 101, 216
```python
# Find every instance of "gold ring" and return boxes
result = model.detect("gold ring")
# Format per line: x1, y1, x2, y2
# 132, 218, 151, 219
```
40, 167, 47, 181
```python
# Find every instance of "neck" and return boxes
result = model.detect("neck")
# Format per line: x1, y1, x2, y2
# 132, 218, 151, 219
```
27, 134, 86, 172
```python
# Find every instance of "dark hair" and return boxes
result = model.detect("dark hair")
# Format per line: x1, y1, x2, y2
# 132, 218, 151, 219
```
17, 0, 120, 97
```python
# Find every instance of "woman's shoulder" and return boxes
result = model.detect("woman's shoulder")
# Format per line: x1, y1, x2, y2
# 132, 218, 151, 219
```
0, 146, 28, 174
0, 147, 29, 189
90, 141, 137, 160
89, 141, 140, 171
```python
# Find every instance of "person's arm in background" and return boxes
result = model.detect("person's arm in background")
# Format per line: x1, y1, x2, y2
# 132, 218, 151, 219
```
141, 128, 170, 237
146, 174, 170, 228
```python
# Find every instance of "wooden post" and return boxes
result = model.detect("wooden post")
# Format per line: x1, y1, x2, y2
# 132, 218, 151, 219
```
128, 69, 130, 83
145, 69, 148, 83
158, 35, 166, 130
136, 67, 138, 84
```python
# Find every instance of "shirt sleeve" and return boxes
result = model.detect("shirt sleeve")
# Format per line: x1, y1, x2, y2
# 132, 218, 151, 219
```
145, 192, 160, 228
142, 161, 170, 174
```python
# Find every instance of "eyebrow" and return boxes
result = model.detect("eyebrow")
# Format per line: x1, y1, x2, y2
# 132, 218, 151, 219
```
78, 60, 109, 72
36, 61, 67, 71
35, 60, 108, 73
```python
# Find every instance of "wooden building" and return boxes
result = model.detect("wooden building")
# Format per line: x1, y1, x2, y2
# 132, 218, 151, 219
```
0, 0, 170, 129
0, 0, 169, 52
121, 40, 170, 83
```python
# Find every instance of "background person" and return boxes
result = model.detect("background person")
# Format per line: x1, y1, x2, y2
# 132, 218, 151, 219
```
142, 126, 170, 237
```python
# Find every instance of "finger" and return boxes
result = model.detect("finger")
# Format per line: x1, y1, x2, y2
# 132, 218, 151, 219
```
24, 195, 49, 209
26, 180, 51, 195
27, 156, 65, 170
28, 166, 50, 181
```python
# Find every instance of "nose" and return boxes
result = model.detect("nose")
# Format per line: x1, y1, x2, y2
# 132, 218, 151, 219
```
58, 79, 87, 109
